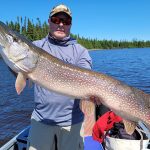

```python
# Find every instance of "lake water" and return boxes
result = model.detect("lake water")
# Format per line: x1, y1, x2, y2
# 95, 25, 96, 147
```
0, 47, 150, 146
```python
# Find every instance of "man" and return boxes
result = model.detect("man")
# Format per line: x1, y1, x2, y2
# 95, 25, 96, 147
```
27, 4, 93, 150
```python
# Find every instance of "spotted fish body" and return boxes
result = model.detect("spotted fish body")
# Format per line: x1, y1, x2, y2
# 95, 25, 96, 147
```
0, 21, 150, 133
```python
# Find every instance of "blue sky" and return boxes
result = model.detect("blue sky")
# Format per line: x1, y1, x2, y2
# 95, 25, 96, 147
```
0, 0, 150, 41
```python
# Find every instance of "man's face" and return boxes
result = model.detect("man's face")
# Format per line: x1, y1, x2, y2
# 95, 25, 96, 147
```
48, 13, 72, 40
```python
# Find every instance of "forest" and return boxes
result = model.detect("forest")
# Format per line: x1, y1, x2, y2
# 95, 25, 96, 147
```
5, 17, 150, 50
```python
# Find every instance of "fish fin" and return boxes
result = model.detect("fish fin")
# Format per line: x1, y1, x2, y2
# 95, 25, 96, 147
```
123, 119, 136, 135
15, 72, 27, 95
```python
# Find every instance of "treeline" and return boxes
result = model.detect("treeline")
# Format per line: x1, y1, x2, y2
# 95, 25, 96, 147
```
6, 17, 49, 41
6, 17, 150, 49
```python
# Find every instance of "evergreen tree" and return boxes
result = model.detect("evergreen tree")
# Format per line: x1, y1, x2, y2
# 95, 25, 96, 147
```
14, 16, 20, 33
27, 18, 34, 41
42, 21, 49, 37
22, 17, 27, 36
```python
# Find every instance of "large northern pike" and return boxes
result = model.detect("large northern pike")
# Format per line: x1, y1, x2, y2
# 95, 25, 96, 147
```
0, 21, 150, 135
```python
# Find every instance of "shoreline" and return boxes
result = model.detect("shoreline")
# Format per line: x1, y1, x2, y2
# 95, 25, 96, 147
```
88, 47, 150, 51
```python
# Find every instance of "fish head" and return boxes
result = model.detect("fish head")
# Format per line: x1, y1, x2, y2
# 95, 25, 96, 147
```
0, 21, 38, 73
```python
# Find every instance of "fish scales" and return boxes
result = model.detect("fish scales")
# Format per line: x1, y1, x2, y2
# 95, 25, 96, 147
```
28, 52, 150, 126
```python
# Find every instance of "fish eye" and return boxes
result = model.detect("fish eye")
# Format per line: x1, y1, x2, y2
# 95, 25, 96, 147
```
13, 36, 18, 42
8, 31, 20, 43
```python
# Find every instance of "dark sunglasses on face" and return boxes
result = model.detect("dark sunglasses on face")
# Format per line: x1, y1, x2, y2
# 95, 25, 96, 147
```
51, 16, 72, 25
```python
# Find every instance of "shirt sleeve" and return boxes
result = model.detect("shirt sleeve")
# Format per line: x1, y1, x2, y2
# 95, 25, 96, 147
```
76, 45, 92, 70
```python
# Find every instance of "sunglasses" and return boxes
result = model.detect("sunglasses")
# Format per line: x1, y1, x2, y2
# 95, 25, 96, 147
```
51, 16, 72, 25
